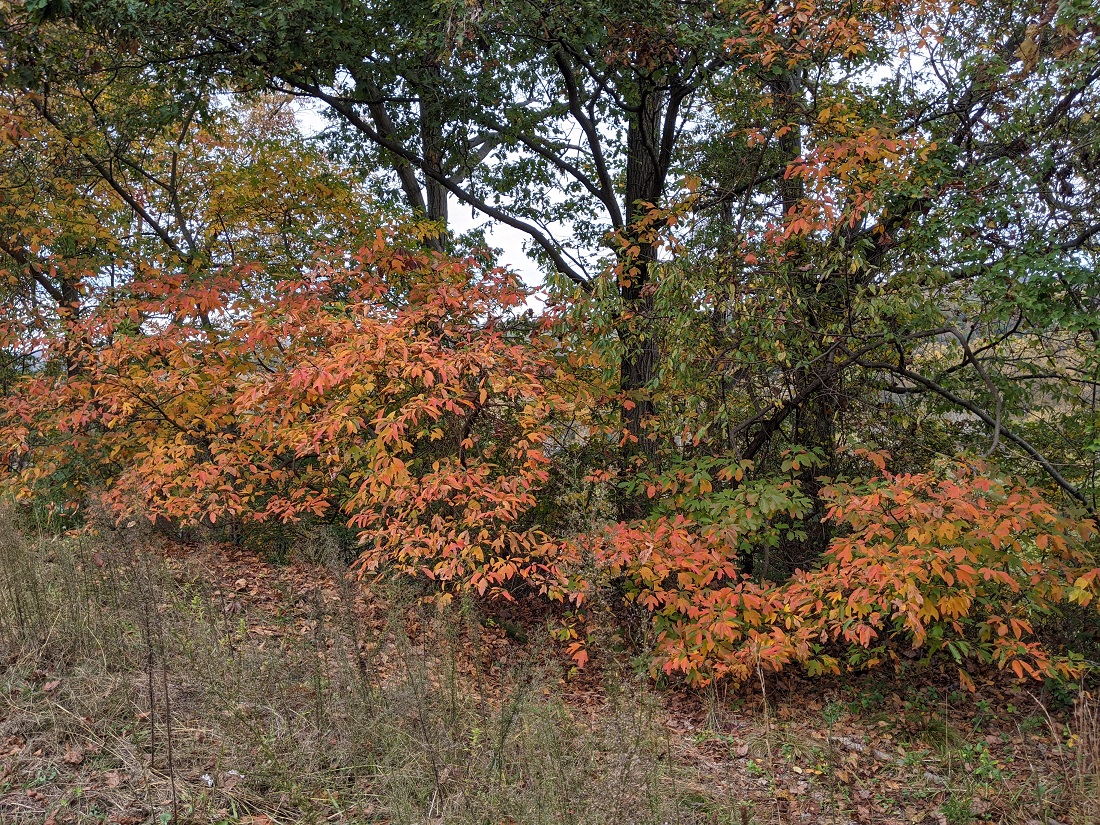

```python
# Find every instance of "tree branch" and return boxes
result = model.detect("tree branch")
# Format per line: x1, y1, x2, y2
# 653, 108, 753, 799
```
284, 77, 593, 290
858, 360, 1097, 518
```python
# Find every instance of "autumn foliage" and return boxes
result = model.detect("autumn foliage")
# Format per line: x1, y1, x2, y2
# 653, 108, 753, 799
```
1, 225, 1098, 686
3, 0, 1100, 693
2, 218, 1099, 687
587, 455, 1099, 685
0, 230, 582, 600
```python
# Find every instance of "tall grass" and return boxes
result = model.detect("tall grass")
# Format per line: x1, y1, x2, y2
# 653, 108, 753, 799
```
1070, 691, 1099, 824
6, 514, 1094, 824
0, 515, 723, 824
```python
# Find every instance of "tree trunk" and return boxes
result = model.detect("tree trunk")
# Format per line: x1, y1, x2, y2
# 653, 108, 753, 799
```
59, 275, 84, 378
617, 85, 665, 517
774, 68, 836, 569
418, 66, 450, 233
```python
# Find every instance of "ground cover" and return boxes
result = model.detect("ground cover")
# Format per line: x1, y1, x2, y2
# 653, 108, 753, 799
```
0, 520, 1096, 825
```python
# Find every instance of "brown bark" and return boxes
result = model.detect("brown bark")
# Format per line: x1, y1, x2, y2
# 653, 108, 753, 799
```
417, 65, 449, 252
619, 89, 663, 448
616, 84, 667, 517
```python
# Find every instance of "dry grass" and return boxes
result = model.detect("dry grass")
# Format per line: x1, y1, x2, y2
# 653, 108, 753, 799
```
0, 516, 727, 824
1, 513, 1097, 825
1068, 691, 1099, 824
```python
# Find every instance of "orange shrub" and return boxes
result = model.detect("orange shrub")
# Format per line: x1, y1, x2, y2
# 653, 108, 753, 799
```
0, 232, 582, 599
580, 455, 1099, 685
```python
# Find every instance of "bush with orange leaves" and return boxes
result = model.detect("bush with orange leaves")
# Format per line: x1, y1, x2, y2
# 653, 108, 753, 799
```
2, 225, 1098, 687
581, 454, 1099, 686
0, 229, 585, 601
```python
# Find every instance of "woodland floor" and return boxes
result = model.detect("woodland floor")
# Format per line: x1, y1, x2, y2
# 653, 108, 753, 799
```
0, 524, 1097, 825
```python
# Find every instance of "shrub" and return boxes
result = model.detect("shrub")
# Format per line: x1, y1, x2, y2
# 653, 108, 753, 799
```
580, 455, 1100, 686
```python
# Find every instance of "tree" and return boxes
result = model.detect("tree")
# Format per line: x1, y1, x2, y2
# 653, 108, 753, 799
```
14, 0, 739, 511
0, 221, 588, 597
0, 36, 395, 520
641, 0, 1100, 564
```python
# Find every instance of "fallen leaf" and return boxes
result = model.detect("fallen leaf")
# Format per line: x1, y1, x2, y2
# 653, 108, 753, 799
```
64, 746, 84, 765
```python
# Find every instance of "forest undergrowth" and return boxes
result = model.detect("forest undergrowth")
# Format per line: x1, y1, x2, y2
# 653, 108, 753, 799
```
0, 516, 1097, 825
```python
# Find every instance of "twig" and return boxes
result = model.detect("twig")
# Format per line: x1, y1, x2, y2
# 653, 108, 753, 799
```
162, 661, 179, 822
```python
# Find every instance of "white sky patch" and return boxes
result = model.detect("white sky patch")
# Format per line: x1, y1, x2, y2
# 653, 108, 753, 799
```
448, 202, 542, 287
